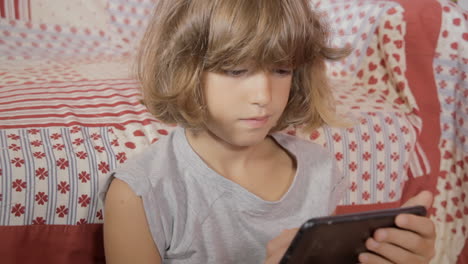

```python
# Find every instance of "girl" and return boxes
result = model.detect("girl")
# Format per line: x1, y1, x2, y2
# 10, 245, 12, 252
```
102, 0, 436, 263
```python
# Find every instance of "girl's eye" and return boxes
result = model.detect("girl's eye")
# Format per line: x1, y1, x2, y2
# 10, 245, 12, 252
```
223, 69, 248, 77
273, 68, 293, 76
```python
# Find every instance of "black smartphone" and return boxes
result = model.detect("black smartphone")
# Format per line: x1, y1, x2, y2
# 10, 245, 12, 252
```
279, 205, 427, 264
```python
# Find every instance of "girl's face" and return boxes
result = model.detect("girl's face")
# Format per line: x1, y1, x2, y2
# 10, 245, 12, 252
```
201, 66, 293, 148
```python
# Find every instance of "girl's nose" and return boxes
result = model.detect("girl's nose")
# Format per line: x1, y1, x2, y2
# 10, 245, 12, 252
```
250, 71, 272, 107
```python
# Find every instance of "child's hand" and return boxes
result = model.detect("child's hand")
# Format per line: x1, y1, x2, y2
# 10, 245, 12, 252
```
359, 191, 436, 264
264, 228, 298, 264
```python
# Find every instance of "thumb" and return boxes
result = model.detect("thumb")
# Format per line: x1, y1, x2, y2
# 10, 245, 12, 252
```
401, 190, 434, 210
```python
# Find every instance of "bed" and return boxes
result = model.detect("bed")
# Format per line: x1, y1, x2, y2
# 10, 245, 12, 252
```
0, 0, 467, 263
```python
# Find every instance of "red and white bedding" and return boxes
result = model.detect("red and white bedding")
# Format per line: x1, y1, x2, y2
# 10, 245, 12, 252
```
0, 0, 467, 263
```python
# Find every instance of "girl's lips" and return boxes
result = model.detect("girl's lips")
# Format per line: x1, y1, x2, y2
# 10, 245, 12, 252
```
241, 116, 270, 128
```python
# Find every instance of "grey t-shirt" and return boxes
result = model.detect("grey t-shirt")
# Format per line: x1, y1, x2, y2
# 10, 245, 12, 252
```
100, 127, 346, 263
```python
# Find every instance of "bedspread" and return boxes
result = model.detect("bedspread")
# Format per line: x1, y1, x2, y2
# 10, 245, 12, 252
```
0, 0, 466, 263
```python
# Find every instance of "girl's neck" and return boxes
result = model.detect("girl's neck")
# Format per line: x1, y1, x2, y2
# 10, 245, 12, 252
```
185, 129, 278, 176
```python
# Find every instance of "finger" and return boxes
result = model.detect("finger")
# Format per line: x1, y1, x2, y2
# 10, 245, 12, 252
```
358, 251, 392, 264
395, 214, 436, 239
364, 237, 424, 264
373, 227, 434, 256
401, 191, 433, 210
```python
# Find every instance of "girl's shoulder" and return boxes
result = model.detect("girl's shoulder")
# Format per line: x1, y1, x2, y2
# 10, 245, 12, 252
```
103, 128, 186, 196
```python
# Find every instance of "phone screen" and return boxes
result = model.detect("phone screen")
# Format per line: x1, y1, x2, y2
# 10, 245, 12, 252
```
280, 206, 427, 264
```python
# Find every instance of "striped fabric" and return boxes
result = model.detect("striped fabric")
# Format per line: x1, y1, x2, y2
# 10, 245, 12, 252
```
0, 78, 157, 129
0, 0, 30, 21
294, 110, 418, 206
1, 126, 116, 225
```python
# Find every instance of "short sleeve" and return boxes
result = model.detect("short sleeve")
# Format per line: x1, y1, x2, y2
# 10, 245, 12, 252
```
98, 169, 151, 204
